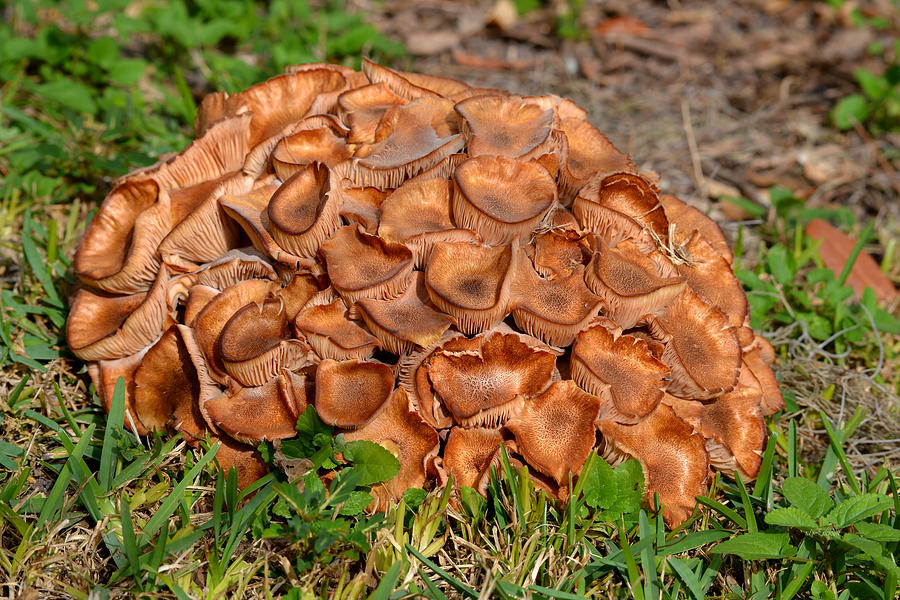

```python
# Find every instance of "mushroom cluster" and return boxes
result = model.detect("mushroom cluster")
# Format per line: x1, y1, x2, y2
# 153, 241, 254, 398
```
66, 60, 782, 526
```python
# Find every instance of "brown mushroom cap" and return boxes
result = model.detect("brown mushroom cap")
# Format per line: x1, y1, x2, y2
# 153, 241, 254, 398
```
511, 263, 602, 346
192, 279, 281, 383
505, 380, 602, 485
425, 241, 519, 334
89, 350, 149, 435
319, 225, 414, 305
663, 385, 766, 479
203, 370, 305, 444
659, 194, 733, 265
427, 330, 557, 427
134, 326, 200, 433
294, 299, 381, 361
218, 297, 312, 387
356, 272, 455, 355
455, 95, 555, 159
346, 97, 465, 189
677, 234, 747, 328
272, 126, 351, 180
584, 240, 687, 329
598, 403, 710, 527
647, 290, 741, 400
452, 156, 557, 245
267, 164, 340, 258
378, 177, 479, 267
337, 82, 409, 143
558, 117, 636, 204
574, 173, 668, 251
343, 387, 439, 509
67, 266, 172, 361
571, 321, 670, 423
314, 359, 394, 428
442, 427, 504, 490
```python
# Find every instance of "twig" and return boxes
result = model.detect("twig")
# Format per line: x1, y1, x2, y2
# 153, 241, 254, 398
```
680, 98, 705, 193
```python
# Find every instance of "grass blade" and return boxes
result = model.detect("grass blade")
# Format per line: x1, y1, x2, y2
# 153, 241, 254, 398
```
99, 377, 126, 493
406, 543, 478, 599
369, 559, 404, 600
36, 423, 95, 529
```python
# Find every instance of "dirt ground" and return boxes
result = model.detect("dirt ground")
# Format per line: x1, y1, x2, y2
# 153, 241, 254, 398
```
360, 0, 900, 467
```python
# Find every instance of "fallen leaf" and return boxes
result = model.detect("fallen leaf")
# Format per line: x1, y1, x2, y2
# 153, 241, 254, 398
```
594, 16, 652, 37
805, 218, 898, 304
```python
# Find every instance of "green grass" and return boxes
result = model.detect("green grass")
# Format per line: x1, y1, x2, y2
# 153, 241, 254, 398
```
2, 1, 900, 598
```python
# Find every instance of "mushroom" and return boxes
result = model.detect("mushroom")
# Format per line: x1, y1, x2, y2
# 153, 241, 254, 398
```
68, 61, 777, 519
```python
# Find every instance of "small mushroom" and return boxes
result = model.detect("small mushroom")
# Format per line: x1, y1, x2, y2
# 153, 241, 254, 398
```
294, 299, 381, 361
452, 156, 557, 246
598, 403, 710, 527
574, 173, 668, 252
314, 359, 394, 428
505, 380, 602, 485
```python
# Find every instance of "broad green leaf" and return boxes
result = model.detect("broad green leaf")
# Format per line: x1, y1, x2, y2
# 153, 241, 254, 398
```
343, 440, 400, 486
854, 521, 900, 542
782, 477, 833, 518
841, 533, 883, 558
402, 487, 428, 508
108, 58, 147, 86
765, 244, 795, 285
34, 79, 98, 114
580, 454, 617, 510
606, 459, 643, 516
338, 491, 374, 516
764, 507, 818, 530
826, 494, 893, 528
831, 94, 870, 130
855, 67, 889, 100
710, 532, 796, 561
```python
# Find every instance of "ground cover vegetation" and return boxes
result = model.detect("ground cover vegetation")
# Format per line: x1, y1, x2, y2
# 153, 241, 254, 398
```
1, 0, 899, 598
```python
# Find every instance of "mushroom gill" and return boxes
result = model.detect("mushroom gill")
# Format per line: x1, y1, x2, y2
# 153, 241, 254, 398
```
67, 61, 779, 523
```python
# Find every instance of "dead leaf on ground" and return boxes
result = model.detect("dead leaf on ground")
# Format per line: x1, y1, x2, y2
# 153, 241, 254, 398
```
805, 218, 898, 305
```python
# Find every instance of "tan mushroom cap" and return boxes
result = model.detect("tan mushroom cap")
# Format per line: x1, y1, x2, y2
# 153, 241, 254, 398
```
192, 248, 278, 291
133, 326, 200, 434
88, 349, 149, 435
319, 225, 414, 305
455, 95, 555, 159
361, 58, 446, 100
598, 403, 710, 527
427, 330, 557, 428
314, 359, 394, 428
294, 299, 380, 361
197, 68, 349, 147
663, 387, 765, 480
204, 369, 306, 444
267, 164, 340, 258
192, 278, 281, 383
442, 427, 504, 490
511, 263, 602, 346
659, 194, 733, 265
73, 177, 159, 292
220, 181, 319, 270
584, 240, 687, 329
528, 216, 590, 280
574, 173, 668, 251
157, 173, 253, 272
346, 97, 465, 189
184, 285, 220, 327
378, 177, 480, 267
452, 156, 557, 245
276, 273, 320, 321
214, 434, 270, 491
647, 290, 741, 400
218, 297, 312, 387
740, 342, 784, 416
397, 330, 469, 430
67, 266, 172, 361
558, 117, 636, 204
343, 387, 439, 509
337, 82, 409, 143
571, 322, 670, 423
356, 272, 455, 355
272, 126, 351, 180
336, 182, 388, 234
425, 242, 519, 334
505, 381, 601, 485
677, 234, 747, 328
